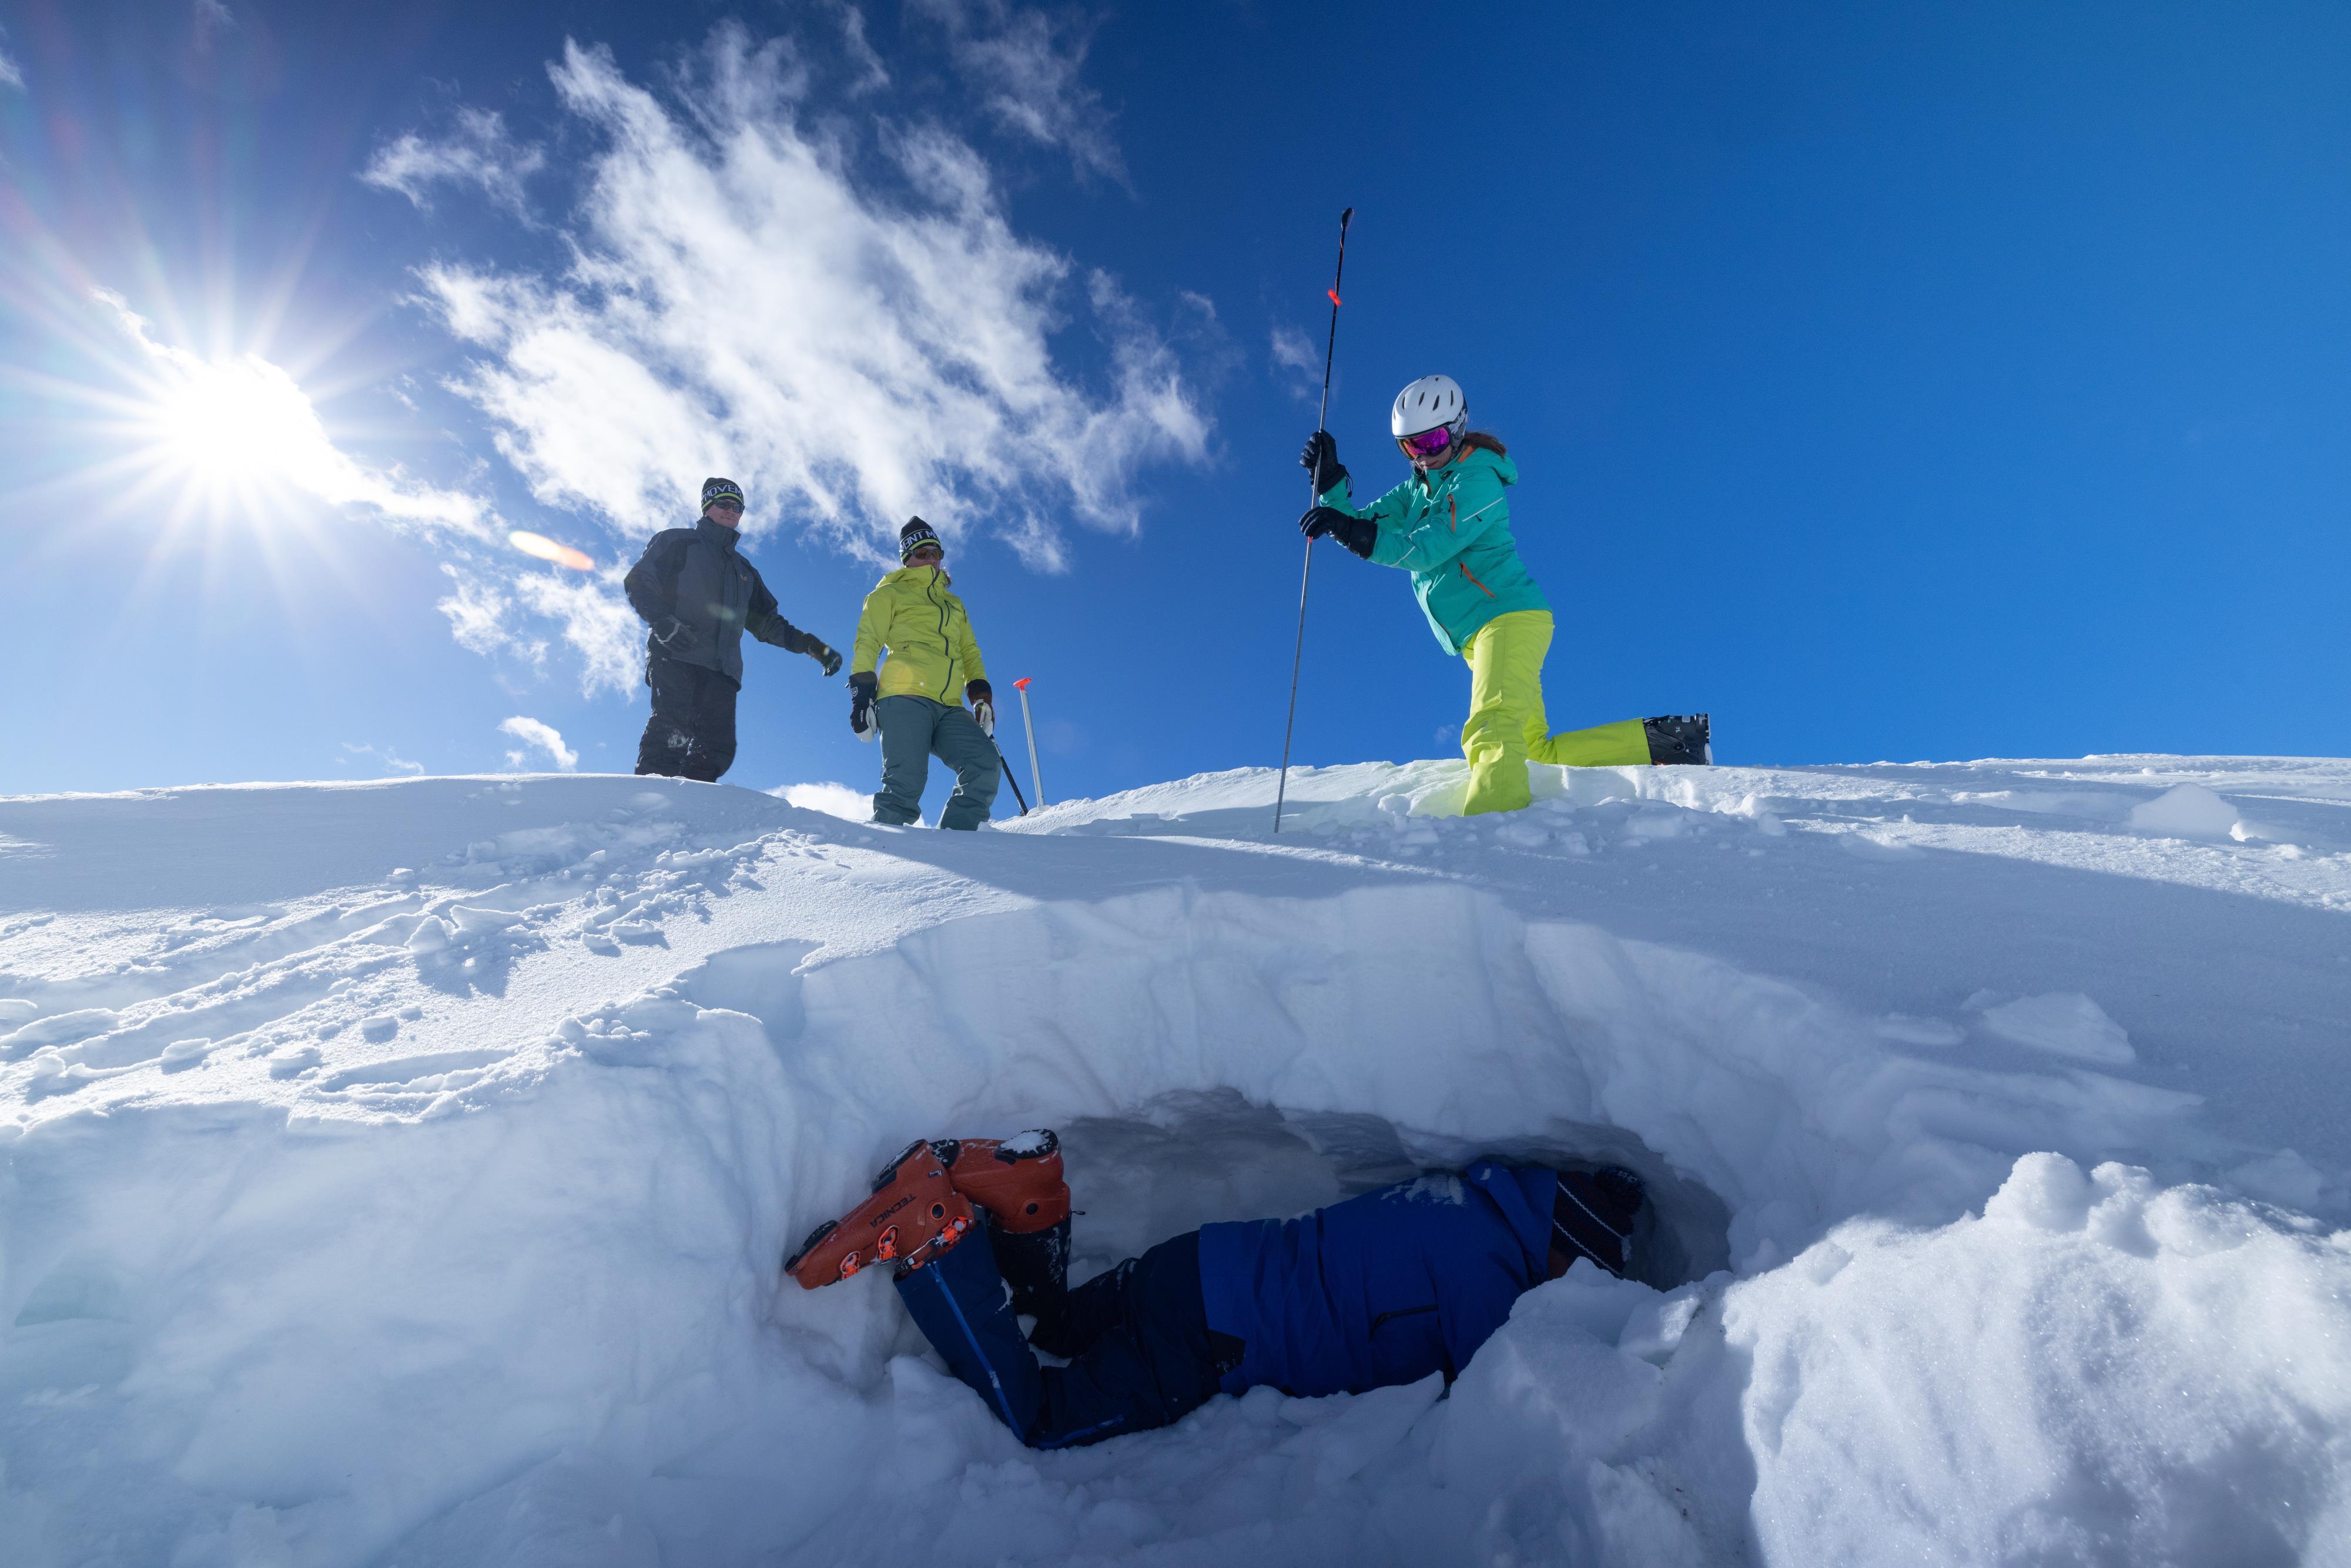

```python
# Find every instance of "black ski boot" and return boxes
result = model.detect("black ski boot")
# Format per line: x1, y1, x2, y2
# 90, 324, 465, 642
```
1643, 714, 1712, 766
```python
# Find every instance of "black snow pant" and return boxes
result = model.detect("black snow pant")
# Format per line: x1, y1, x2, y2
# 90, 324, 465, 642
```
635, 657, 739, 782
896, 1225, 1241, 1449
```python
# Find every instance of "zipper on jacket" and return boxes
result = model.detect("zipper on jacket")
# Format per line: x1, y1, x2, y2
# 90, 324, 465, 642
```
1458, 561, 1496, 598
1370, 1303, 1439, 1333
926, 570, 956, 701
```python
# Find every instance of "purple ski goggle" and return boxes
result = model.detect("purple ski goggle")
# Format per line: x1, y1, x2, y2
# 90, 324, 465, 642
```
1397, 426, 1455, 459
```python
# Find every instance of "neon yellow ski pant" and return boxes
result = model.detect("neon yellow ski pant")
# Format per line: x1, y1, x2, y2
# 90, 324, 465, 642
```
1459, 609, 1649, 815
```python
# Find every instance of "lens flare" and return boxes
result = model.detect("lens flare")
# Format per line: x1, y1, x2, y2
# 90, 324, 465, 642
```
508, 530, 595, 571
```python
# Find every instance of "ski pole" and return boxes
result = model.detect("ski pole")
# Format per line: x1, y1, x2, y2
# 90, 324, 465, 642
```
993, 740, 1031, 815
1014, 677, 1046, 807
1273, 206, 1353, 835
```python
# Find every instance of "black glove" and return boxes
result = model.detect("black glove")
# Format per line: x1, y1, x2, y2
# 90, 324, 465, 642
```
849, 672, 878, 741
806, 639, 843, 678
1300, 430, 1348, 497
651, 616, 699, 655
966, 679, 994, 738
1300, 507, 1377, 559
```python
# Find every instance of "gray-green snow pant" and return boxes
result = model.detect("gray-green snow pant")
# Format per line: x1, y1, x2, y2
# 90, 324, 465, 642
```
874, 695, 1000, 830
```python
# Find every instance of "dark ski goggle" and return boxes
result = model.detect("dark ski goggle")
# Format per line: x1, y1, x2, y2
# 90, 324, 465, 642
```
1397, 426, 1455, 460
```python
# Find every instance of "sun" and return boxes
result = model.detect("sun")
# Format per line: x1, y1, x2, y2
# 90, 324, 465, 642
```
146, 353, 321, 492
129, 341, 344, 518
62, 289, 380, 532
28, 290, 587, 581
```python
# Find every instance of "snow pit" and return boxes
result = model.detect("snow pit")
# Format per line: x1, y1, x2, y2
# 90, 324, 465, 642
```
2, 756, 2350, 1564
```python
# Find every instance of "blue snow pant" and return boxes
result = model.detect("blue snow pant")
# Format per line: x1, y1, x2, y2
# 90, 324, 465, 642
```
895, 1225, 1239, 1449
873, 695, 1000, 829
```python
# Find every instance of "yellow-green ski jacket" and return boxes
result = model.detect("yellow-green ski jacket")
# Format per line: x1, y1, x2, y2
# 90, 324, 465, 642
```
852, 564, 989, 703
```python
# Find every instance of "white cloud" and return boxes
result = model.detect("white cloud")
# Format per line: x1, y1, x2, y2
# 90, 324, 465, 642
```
1272, 324, 1322, 404
775, 780, 873, 820
415, 27, 1205, 571
193, 0, 235, 40
0, 46, 23, 91
499, 716, 579, 770
835, 2, 889, 95
915, 0, 1126, 186
438, 562, 653, 701
513, 569, 642, 697
436, 565, 543, 667
340, 742, 425, 776
363, 108, 546, 217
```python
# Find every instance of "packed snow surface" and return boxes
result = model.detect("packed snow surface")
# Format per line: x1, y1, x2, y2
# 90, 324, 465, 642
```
3, 754, 2349, 1566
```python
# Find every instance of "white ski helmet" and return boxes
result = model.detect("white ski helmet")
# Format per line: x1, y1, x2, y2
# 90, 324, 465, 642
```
1391, 374, 1468, 465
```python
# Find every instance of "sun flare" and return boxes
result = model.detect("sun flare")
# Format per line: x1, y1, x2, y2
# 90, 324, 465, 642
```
86, 289, 490, 541
145, 353, 325, 495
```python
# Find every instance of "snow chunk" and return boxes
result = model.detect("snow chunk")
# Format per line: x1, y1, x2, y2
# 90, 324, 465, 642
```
1277, 1371, 1443, 1489
1978, 991, 2136, 1064
0, 1007, 120, 1051
1735, 1157, 2351, 1564
2128, 782, 2242, 839
158, 1037, 213, 1069
1984, 1150, 2101, 1231
775, 781, 872, 822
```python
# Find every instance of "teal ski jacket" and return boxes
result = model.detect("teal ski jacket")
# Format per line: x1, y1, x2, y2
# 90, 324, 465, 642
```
1318, 446, 1548, 656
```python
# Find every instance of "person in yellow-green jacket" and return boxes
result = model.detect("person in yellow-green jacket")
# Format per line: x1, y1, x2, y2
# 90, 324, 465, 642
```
1299, 374, 1711, 816
848, 518, 1002, 830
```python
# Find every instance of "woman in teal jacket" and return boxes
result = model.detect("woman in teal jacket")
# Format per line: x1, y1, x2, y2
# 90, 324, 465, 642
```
1301, 374, 1709, 814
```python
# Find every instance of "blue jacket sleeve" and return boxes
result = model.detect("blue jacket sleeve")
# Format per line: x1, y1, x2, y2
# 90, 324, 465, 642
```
1319, 473, 1404, 524
1319, 468, 1509, 574
624, 531, 692, 628
1373, 465, 1509, 574
745, 568, 811, 652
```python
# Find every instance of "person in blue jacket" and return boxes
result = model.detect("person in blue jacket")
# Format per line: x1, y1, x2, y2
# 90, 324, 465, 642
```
888, 1154, 1649, 1449
1299, 374, 1710, 815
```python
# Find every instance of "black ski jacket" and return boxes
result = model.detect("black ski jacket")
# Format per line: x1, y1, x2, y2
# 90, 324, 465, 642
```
624, 517, 814, 686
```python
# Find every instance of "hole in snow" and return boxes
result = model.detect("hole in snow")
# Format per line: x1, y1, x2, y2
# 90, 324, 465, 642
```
897, 1089, 1729, 1302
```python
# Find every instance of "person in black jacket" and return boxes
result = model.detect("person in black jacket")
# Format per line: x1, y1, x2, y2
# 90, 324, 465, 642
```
623, 477, 841, 782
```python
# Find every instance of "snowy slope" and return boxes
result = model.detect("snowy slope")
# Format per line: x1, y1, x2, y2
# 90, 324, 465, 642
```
2, 756, 2347, 1566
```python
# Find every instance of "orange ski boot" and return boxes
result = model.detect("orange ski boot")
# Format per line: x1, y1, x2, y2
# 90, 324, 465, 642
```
784, 1140, 976, 1288
935, 1130, 1071, 1317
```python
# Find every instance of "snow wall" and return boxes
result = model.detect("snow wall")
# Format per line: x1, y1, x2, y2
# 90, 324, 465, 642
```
3, 758, 2349, 1566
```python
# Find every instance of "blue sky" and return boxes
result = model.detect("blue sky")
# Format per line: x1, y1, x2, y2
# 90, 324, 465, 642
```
3, 1, 2346, 808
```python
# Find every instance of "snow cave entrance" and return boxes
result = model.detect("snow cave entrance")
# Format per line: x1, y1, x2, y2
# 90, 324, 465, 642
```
953, 1088, 1729, 1315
